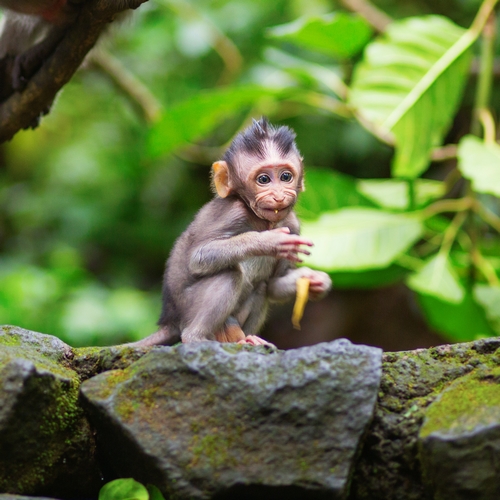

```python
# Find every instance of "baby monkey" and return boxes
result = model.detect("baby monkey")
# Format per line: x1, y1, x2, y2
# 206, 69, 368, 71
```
136, 118, 331, 347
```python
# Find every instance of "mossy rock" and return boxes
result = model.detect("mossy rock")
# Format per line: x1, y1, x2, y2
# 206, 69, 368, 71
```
0, 326, 101, 497
81, 339, 382, 500
419, 368, 500, 500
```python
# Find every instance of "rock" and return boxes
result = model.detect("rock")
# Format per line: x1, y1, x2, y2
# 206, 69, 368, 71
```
81, 339, 382, 500
0, 326, 101, 498
349, 337, 500, 500
419, 368, 500, 500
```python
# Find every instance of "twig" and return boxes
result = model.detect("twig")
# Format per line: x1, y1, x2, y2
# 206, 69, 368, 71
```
439, 211, 468, 257
430, 144, 458, 162
471, 9, 496, 135
88, 48, 162, 123
422, 197, 474, 219
473, 202, 500, 233
159, 0, 242, 85
339, 0, 392, 32
478, 107, 496, 143
471, 247, 500, 285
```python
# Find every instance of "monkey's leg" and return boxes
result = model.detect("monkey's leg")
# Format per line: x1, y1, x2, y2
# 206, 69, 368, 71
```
12, 25, 67, 93
181, 271, 243, 343
236, 283, 276, 348
238, 283, 268, 335
129, 325, 180, 347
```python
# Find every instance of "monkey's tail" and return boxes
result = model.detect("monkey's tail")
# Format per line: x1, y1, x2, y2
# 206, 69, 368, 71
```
127, 325, 180, 347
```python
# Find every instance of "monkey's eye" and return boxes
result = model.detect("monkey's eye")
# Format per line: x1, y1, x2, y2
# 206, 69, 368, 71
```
257, 174, 271, 185
280, 172, 293, 182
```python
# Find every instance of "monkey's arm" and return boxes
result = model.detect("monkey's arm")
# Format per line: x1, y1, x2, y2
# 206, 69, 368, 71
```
268, 266, 332, 302
189, 227, 313, 276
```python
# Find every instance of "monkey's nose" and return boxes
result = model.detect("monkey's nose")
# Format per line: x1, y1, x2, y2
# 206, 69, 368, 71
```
273, 194, 285, 203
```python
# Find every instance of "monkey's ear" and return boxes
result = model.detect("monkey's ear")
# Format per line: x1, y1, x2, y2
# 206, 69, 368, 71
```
212, 161, 232, 198
299, 176, 305, 192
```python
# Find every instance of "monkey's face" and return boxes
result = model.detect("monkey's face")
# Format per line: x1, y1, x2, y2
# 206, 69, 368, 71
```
245, 157, 302, 222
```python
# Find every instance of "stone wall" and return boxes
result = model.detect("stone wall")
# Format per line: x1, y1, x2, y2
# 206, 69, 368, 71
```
0, 325, 499, 500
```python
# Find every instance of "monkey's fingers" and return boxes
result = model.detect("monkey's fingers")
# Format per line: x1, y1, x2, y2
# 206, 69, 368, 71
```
292, 277, 310, 330
238, 335, 276, 348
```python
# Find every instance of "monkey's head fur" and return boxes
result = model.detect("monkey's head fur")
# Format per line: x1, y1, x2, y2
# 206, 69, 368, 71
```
211, 118, 304, 223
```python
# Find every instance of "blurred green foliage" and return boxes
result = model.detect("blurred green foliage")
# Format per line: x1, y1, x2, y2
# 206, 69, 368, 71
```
1, 0, 500, 346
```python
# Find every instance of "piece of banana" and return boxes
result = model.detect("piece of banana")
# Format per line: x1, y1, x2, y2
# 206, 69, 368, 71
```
292, 277, 310, 330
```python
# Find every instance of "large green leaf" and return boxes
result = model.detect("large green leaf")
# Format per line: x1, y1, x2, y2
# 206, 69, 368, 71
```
296, 168, 374, 220
357, 178, 445, 210
349, 15, 474, 179
407, 253, 465, 303
267, 12, 373, 59
416, 291, 496, 342
458, 135, 500, 196
147, 87, 279, 158
301, 207, 423, 271
264, 48, 347, 99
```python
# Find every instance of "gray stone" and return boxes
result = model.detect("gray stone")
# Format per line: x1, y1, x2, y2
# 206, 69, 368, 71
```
419, 369, 500, 500
81, 338, 382, 500
349, 338, 500, 500
0, 325, 101, 497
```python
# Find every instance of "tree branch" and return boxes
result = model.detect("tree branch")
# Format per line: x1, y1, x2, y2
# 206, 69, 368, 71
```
0, 0, 148, 143
88, 48, 162, 124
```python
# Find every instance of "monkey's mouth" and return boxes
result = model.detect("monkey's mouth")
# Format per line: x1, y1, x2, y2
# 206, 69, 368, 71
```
262, 206, 290, 218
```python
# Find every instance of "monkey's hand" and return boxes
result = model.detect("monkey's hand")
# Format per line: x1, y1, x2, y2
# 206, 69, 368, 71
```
298, 268, 332, 301
260, 227, 313, 263
268, 266, 332, 302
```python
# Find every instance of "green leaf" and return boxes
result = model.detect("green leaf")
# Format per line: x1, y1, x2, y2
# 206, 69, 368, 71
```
146, 485, 166, 500
416, 291, 496, 342
457, 135, 500, 196
473, 284, 500, 335
267, 12, 373, 59
357, 178, 445, 210
264, 48, 347, 98
147, 87, 278, 158
301, 207, 423, 271
349, 15, 473, 179
296, 168, 374, 220
330, 264, 408, 289
407, 253, 464, 303
99, 479, 149, 500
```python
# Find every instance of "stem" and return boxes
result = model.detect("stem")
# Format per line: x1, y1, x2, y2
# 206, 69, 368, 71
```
473, 202, 500, 233
472, 10, 496, 135
439, 211, 468, 257
396, 254, 424, 271
471, 248, 500, 285
478, 108, 497, 143
407, 179, 416, 211
291, 92, 352, 118
339, 0, 392, 32
422, 197, 474, 219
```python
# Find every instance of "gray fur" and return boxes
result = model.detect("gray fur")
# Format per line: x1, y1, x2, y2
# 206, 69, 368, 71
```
159, 197, 300, 344
134, 121, 332, 346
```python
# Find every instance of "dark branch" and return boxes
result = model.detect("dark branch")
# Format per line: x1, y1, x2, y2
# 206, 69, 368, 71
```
0, 0, 148, 143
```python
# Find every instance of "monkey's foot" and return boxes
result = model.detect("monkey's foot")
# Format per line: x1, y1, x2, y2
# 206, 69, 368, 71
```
238, 335, 276, 348
215, 317, 245, 343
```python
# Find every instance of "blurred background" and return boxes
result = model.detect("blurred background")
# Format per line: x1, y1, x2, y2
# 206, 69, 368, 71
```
0, 0, 495, 350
